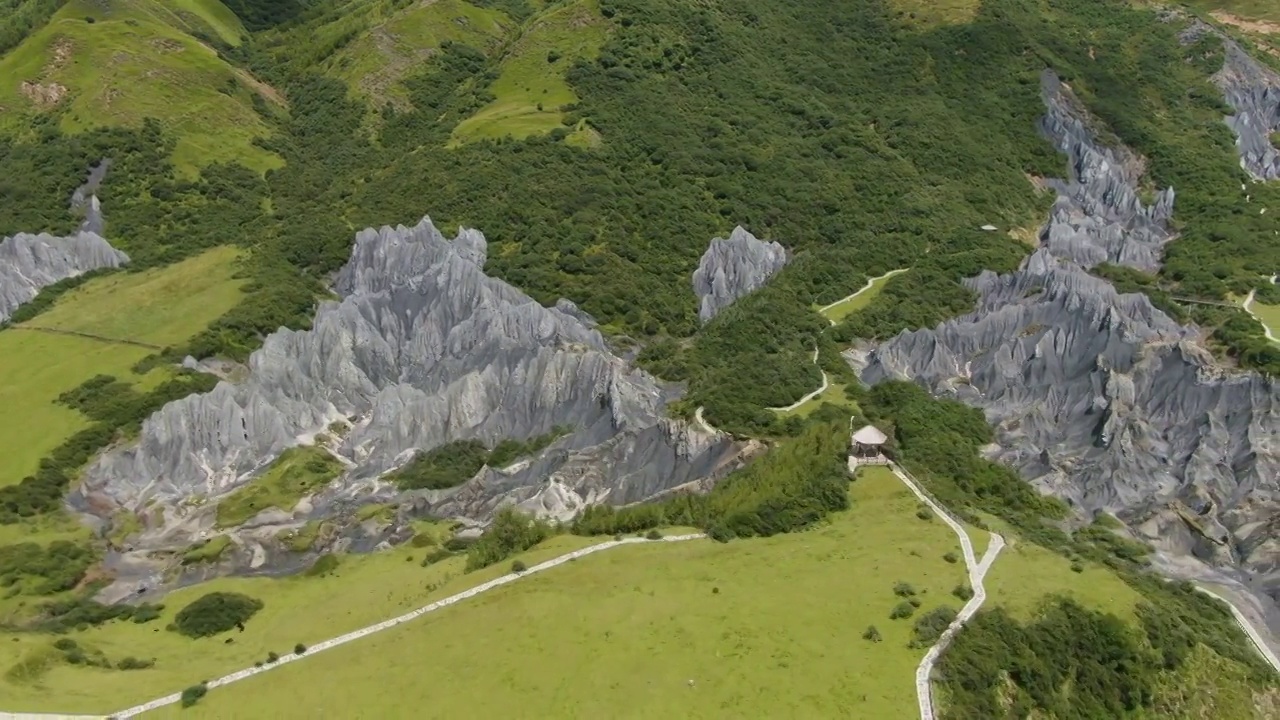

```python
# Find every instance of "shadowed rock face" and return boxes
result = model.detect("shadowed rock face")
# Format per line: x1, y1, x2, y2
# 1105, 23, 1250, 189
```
76, 217, 744, 531
692, 226, 789, 323
0, 162, 127, 323
857, 67, 1280, 634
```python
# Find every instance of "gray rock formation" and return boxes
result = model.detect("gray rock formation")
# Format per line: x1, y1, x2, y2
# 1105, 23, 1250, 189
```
692, 226, 789, 323
1037, 72, 1174, 271
1213, 35, 1280, 181
75, 217, 746, 542
0, 162, 128, 323
856, 67, 1280, 643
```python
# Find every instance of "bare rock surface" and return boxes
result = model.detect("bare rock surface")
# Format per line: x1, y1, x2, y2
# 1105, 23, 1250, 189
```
692, 226, 789, 323
857, 66, 1280, 643
1213, 33, 1280, 180
76, 217, 749, 597
0, 161, 127, 322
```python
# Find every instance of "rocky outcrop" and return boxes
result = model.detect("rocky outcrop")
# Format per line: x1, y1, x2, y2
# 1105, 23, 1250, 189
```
1213, 35, 1280, 180
856, 67, 1280, 635
75, 217, 746, 542
692, 226, 789, 322
0, 162, 127, 323
1037, 72, 1174, 271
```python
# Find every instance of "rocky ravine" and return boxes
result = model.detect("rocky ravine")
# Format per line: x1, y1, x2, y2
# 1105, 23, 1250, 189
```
692, 225, 789, 323
856, 59, 1280, 646
0, 161, 127, 323
75, 218, 753, 599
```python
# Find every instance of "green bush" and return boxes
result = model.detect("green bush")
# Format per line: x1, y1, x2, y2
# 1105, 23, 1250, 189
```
420, 549, 453, 567
117, 656, 155, 670
645, 530, 662, 540
511, 560, 527, 573
893, 582, 916, 598
952, 585, 974, 601
466, 508, 555, 572
889, 602, 915, 620
181, 683, 207, 708
266, 651, 279, 663
943, 551, 958, 564
294, 643, 306, 655
910, 606, 958, 648
862, 625, 882, 643
171, 592, 264, 638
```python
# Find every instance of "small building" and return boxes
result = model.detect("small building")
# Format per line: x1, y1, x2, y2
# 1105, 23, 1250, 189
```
850, 424, 889, 463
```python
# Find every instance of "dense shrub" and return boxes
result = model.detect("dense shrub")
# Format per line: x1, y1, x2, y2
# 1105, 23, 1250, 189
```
910, 606, 958, 648
510, 560, 527, 573
889, 602, 915, 620
466, 508, 555, 572
181, 683, 208, 708
862, 625, 882, 643
294, 643, 306, 655
117, 656, 155, 670
172, 592, 264, 638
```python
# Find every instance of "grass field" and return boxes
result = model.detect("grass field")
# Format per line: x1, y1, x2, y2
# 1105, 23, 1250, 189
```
982, 531, 1145, 622
0, 533, 603, 713
0, 247, 246, 486
130, 467, 970, 719
0, 0, 280, 175
1247, 299, 1280, 343
886, 0, 980, 27
451, 0, 609, 144
1193, 0, 1280, 24
817, 268, 909, 324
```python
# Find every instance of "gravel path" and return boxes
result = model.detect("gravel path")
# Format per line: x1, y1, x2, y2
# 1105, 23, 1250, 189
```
880, 461, 1005, 720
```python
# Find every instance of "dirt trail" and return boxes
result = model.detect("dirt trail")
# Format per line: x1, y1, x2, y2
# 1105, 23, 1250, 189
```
10, 325, 162, 350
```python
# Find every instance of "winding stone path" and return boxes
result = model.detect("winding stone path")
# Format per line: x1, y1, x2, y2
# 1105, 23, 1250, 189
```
861, 459, 1006, 720
817, 268, 909, 326
769, 346, 828, 413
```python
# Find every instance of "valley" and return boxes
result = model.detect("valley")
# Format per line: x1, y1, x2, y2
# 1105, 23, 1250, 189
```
2, 0, 1280, 717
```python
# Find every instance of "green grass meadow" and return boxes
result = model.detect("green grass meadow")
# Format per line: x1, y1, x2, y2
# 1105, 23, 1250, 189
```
1248, 300, 1280, 343
0, 247, 245, 486
0, 533, 602, 713
451, 0, 609, 144
0, 0, 280, 175
140, 466, 968, 718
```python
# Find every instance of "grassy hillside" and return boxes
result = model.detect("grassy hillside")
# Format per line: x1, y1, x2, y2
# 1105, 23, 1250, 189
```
451, 0, 610, 143
252, 0, 512, 110
0, 0, 280, 175
0, 247, 245, 487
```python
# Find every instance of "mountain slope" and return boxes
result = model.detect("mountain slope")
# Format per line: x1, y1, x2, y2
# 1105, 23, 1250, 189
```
0, 0, 281, 175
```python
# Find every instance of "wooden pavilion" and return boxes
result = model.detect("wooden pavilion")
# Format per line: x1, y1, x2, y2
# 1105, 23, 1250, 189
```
850, 424, 890, 465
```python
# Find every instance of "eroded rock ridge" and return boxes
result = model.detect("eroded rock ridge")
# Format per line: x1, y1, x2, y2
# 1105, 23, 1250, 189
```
692, 226, 789, 323
856, 67, 1280, 631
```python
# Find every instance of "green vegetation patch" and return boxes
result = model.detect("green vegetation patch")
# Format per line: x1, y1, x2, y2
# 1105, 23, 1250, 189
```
1246, 298, 1280, 344
181, 535, 232, 565
451, 0, 610, 143
0, 0, 279, 175
171, 591, 263, 638
148, 466, 969, 719
387, 427, 569, 491
324, 0, 512, 109
215, 447, 344, 528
